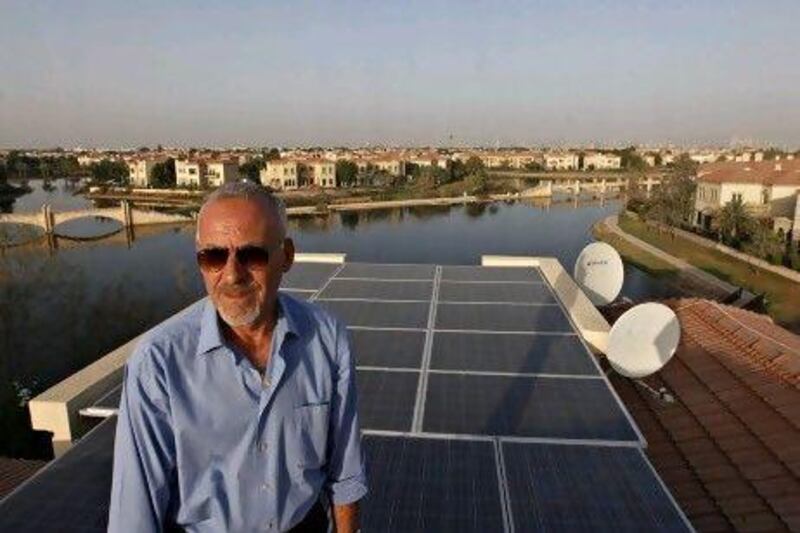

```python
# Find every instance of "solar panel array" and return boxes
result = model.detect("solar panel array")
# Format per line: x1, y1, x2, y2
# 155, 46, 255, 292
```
0, 261, 693, 532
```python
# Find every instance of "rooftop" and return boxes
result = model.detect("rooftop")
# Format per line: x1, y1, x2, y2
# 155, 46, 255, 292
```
697, 160, 800, 187
607, 298, 800, 531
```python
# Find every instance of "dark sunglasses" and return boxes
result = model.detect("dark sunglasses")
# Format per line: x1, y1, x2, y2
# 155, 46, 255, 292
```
196, 242, 282, 272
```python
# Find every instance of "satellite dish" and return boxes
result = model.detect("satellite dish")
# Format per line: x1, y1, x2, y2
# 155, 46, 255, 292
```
606, 303, 681, 378
574, 242, 624, 306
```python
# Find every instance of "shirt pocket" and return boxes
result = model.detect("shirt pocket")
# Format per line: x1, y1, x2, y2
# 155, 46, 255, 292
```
293, 402, 330, 470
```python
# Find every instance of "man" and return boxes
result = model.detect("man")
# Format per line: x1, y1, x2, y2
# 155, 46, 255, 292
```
108, 181, 367, 532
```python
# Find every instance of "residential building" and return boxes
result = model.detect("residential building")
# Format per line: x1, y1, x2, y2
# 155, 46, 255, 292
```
260, 160, 299, 190
302, 159, 337, 188
175, 159, 206, 188
543, 152, 579, 170
205, 160, 240, 187
126, 158, 162, 188
582, 152, 622, 171
694, 160, 800, 239
354, 156, 406, 178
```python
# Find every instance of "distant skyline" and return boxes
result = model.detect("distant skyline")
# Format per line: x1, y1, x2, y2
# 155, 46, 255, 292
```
2, 1, 800, 148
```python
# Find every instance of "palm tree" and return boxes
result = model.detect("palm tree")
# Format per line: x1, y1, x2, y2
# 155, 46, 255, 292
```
715, 197, 753, 246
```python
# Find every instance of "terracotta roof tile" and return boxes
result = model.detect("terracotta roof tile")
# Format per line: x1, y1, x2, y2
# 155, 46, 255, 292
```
0, 458, 45, 499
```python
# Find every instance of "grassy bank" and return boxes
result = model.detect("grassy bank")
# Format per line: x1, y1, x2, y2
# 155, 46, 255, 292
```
618, 213, 800, 330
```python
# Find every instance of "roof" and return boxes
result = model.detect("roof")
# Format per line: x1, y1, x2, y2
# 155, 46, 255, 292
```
697, 160, 800, 187
606, 298, 800, 531
0, 458, 45, 499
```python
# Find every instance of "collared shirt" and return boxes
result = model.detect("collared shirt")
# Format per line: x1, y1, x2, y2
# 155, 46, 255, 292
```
108, 293, 367, 532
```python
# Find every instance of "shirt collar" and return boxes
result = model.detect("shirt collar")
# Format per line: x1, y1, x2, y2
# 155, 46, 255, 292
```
196, 293, 301, 356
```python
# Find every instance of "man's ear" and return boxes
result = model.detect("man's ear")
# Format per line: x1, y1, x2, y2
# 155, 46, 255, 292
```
282, 238, 295, 273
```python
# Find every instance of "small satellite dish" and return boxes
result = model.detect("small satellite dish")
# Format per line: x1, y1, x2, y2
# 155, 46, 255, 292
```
606, 303, 681, 378
574, 242, 624, 306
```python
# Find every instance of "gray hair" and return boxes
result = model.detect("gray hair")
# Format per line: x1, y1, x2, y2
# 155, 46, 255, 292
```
197, 180, 288, 240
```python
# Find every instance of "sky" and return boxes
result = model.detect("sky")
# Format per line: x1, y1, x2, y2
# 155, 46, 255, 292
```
1, 0, 799, 148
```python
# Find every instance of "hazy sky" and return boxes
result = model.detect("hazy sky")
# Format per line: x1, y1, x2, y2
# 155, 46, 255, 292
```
1, 0, 799, 148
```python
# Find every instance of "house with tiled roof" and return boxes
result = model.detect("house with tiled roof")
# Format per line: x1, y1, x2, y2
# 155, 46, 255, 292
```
606, 298, 800, 531
694, 159, 800, 240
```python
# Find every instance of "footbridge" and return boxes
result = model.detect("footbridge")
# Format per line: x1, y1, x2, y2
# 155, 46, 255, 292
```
0, 201, 194, 235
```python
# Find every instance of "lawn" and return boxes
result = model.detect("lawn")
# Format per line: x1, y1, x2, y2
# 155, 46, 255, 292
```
618, 214, 800, 331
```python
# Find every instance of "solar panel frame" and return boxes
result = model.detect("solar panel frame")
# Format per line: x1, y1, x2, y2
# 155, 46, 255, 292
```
435, 302, 574, 333
280, 262, 343, 290
361, 435, 508, 532
0, 417, 116, 532
317, 279, 433, 301
430, 331, 601, 376
421, 373, 641, 443
501, 441, 692, 532
356, 369, 419, 432
440, 265, 545, 283
438, 281, 557, 304
349, 328, 426, 369
334, 262, 436, 281
316, 299, 431, 329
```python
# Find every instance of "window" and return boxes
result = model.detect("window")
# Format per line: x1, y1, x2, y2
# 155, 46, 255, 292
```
733, 193, 742, 202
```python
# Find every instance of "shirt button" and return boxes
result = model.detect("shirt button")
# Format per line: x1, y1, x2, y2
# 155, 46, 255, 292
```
259, 442, 268, 452
260, 483, 269, 491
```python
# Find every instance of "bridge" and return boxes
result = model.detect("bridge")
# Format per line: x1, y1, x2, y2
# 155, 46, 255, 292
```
489, 170, 663, 195
0, 201, 194, 235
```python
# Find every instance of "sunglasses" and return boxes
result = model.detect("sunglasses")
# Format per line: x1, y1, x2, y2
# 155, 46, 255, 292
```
196, 242, 283, 272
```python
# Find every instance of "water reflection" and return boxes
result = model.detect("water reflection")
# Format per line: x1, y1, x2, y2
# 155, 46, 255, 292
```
4, 178, 92, 214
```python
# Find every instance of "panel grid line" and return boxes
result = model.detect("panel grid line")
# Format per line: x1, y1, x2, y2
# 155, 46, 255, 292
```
316, 297, 431, 304
437, 301, 560, 307
494, 438, 515, 533
308, 263, 346, 302
539, 269, 648, 448
433, 328, 578, 336
361, 429, 643, 448
347, 325, 427, 332
637, 448, 697, 532
426, 369, 604, 380
411, 265, 441, 432
356, 366, 420, 373
439, 279, 544, 285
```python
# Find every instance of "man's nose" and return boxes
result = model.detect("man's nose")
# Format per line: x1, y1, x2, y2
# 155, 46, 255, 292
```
222, 249, 249, 283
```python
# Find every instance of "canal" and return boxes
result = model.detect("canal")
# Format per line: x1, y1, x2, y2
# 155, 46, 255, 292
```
0, 179, 684, 458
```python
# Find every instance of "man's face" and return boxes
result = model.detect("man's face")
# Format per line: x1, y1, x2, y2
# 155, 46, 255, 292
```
196, 198, 294, 328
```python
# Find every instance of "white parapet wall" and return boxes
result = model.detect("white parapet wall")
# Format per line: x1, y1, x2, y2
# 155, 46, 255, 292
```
481, 255, 611, 353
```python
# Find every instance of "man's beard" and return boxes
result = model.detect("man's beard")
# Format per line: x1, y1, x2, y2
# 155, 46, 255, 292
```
213, 282, 262, 327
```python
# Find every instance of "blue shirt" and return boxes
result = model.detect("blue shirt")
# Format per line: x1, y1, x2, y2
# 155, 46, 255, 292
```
108, 293, 368, 532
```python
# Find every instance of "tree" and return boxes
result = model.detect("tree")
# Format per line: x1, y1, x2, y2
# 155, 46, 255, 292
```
150, 158, 176, 188
743, 221, 785, 266
239, 158, 266, 183
670, 153, 699, 179
264, 148, 281, 161
715, 197, 753, 247
0, 161, 6, 185
89, 159, 129, 185
463, 156, 486, 178
335, 160, 358, 187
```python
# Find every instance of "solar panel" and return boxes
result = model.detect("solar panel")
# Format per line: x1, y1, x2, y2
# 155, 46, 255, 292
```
361, 435, 506, 532
435, 303, 573, 332
502, 442, 691, 531
0, 417, 116, 532
349, 329, 426, 369
316, 300, 430, 329
356, 369, 419, 432
440, 266, 543, 283
422, 373, 640, 442
336, 263, 436, 280
438, 281, 556, 304
317, 279, 433, 301
281, 262, 342, 290
430, 332, 601, 376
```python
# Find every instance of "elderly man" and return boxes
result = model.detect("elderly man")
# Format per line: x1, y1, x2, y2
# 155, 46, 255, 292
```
108, 182, 367, 532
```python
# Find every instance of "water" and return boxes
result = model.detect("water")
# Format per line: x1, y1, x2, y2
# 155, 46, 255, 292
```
2, 178, 93, 213
0, 185, 684, 458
